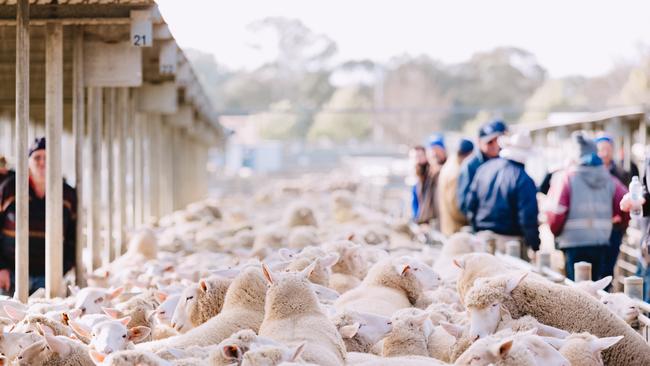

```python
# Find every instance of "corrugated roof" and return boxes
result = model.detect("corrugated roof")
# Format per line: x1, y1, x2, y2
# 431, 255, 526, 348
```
0, 1, 152, 5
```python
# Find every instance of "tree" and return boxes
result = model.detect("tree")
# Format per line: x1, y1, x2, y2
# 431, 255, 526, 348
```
256, 100, 301, 140
308, 87, 372, 142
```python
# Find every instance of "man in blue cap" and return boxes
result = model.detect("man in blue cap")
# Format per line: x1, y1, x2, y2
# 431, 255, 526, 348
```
427, 134, 447, 167
412, 134, 446, 226
457, 120, 507, 216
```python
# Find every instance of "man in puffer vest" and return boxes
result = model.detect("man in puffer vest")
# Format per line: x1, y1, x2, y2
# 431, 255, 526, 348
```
546, 131, 628, 281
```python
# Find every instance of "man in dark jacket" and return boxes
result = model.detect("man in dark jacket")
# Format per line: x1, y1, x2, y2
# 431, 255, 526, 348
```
0, 138, 77, 295
457, 120, 507, 216
465, 132, 540, 260
547, 132, 628, 281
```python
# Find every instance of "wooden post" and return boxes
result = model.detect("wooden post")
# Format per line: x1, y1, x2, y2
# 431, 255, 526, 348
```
45, 22, 63, 298
72, 28, 86, 287
537, 252, 551, 269
624, 276, 644, 301
104, 88, 115, 265
133, 112, 142, 226
88, 87, 102, 271
149, 115, 160, 221
505, 240, 520, 258
14, 0, 29, 302
623, 122, 632, 171
116, 88, 127, 255
574, 261, 592, 282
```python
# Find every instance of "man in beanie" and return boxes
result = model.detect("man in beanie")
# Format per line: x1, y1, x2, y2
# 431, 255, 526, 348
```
457, 120, 507, 216
412, 134, 446, 226
437, 138, 474, 235
546, 132, 628, 281
465, 132, 539, 260
0, 137, 77, 295
427, 134, 447, 167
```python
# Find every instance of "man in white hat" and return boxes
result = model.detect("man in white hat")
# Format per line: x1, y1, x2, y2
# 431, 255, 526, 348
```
464, 131, 540, 261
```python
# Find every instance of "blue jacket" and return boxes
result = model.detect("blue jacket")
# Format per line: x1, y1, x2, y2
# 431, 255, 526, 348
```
465, 158, 540, 250
411, 185, 419, 220
457, 151, 486, 216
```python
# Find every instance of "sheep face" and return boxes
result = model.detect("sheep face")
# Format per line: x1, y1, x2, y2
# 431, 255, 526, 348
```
544, 333, 622, 366
155, 294, 180, 326
90, 320, 150, 354
171, 285, 198, 332
17, 335, 71, 366
600, 293, 640, 325
74, 287, 123, 315
241, 344, 304, 366
454, 337, 514, 366
334, 310, 392, 347
394, 257, 441, 291
0, 332, 42, 362
465, 272, 528, 340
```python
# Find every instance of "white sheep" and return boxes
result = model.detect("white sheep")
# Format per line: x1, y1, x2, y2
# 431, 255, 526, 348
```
600, 292, 641, 326
71, 287, 124, 316
571, 276, 612, 299
543, 332, 623, 366
330, 309, 392, 353
17, 334, 94, 366
258, 263, 347, 366
70, 317, 150, 354
170, 275, 231, 332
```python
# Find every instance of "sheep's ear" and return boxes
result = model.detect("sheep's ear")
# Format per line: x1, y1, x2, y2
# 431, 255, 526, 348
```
107, 287, 124, 300
339, 323, 361, 338
590, 336, 623, 353
102, 307, 121, 319
440, 321, 464, 339
300, 261, 318, 280
221, 344, 241, 360
540, 336, 566, 350
154, 291, 168, 303
199, 279, 209, 293
505, 272, 528, 294
319, 253, 340, 268
261, 263, 275, 285
68, 285, 80, 296
118, 316, 132, 326
278, 248, 294, 261
44, 335, 72, 357
89, 350, 106, 365
347, 233, 355, 241
69, 320, 92, 339
453, 258, 465, 270
412, 312, 430, 325
592, 276, 612, 292
127, 326, 151, 343
394, 263, 410, 276
165, 348, 186, 359
536, 323, 570, 339
490, 339, 513, 359
291, 342, 306, 361
37, 323, 55, 337
3, 305, 26, 322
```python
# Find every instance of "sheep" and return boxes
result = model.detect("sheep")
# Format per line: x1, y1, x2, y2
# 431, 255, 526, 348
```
543, 332, 623, 366
600, 292, 640, 326
454, 253, 518, 303
89, 349, 172, 366
4, 307, 73, 337
241, 343, 305, 366
432, 232, 482, 283
0, 331, 43, 362
171, 275, 231, 332
334, 257, 441, 317
70, 317, 150, 354
154, 294, 180, 327
137, 266, 268, 352
283, 252, 339, 287
572, 276, 612, 299
283, 202, 317, 228
381, 308, 430, 357
329, 309, 392, 353
71, 287, 124, 316
345, 352, 448, 365
463, 272, 650, 365
258, 263, 347, 366
322, 240, 366, 293
17, 334, 94, 366
287, 226, 320, 249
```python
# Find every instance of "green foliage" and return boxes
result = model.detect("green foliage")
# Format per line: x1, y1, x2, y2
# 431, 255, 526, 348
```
308, 87, 372, 142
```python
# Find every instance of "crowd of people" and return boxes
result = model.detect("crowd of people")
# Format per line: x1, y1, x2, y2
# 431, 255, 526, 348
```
411, 120, 650, 296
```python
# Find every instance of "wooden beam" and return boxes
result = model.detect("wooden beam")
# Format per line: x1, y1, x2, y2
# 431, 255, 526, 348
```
133, 112, 143, 226
149, 115, 160, 220
0, 18, 131, 26
87, 87, 102, 271
72, 27, 86, 287
14, 0, 29, 303
45, 22, 63, 299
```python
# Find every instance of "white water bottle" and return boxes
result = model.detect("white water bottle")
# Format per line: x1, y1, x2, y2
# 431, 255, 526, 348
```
629, 176, 644, 221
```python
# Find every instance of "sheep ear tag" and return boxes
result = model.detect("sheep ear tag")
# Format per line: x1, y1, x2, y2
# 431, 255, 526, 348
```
453, 258, 465, 270
339, 323, 361, 338
505, 272, 528, 294
128, 326, 151, 343
590, 336, 623, 353
292, 342, 306, 362
261, 263, 275, 285
394, 263, 410, 276
44, 335, 71, 357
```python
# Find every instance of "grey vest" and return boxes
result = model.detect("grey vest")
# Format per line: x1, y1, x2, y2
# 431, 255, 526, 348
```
558, 166, 614, 249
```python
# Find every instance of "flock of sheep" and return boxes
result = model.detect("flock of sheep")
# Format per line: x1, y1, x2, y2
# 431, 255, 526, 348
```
1, 177, 650, 365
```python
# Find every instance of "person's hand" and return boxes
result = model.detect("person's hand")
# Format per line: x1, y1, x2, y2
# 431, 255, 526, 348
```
528, 249, 537, 264
620, 193, 646, 213
0, 269, 10, 291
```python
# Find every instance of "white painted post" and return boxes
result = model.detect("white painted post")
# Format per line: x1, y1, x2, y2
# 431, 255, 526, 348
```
72, 28, 86, 287
624, 276, 644, 301
133, 112, 142, 226
116, 88, 127, 255
574, 261, 592, 282
149, 115, 160, 221
104, 88, 115, 265
14, 0, 30, 302
45, 22, 63, 298
88, 87, 103, 271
